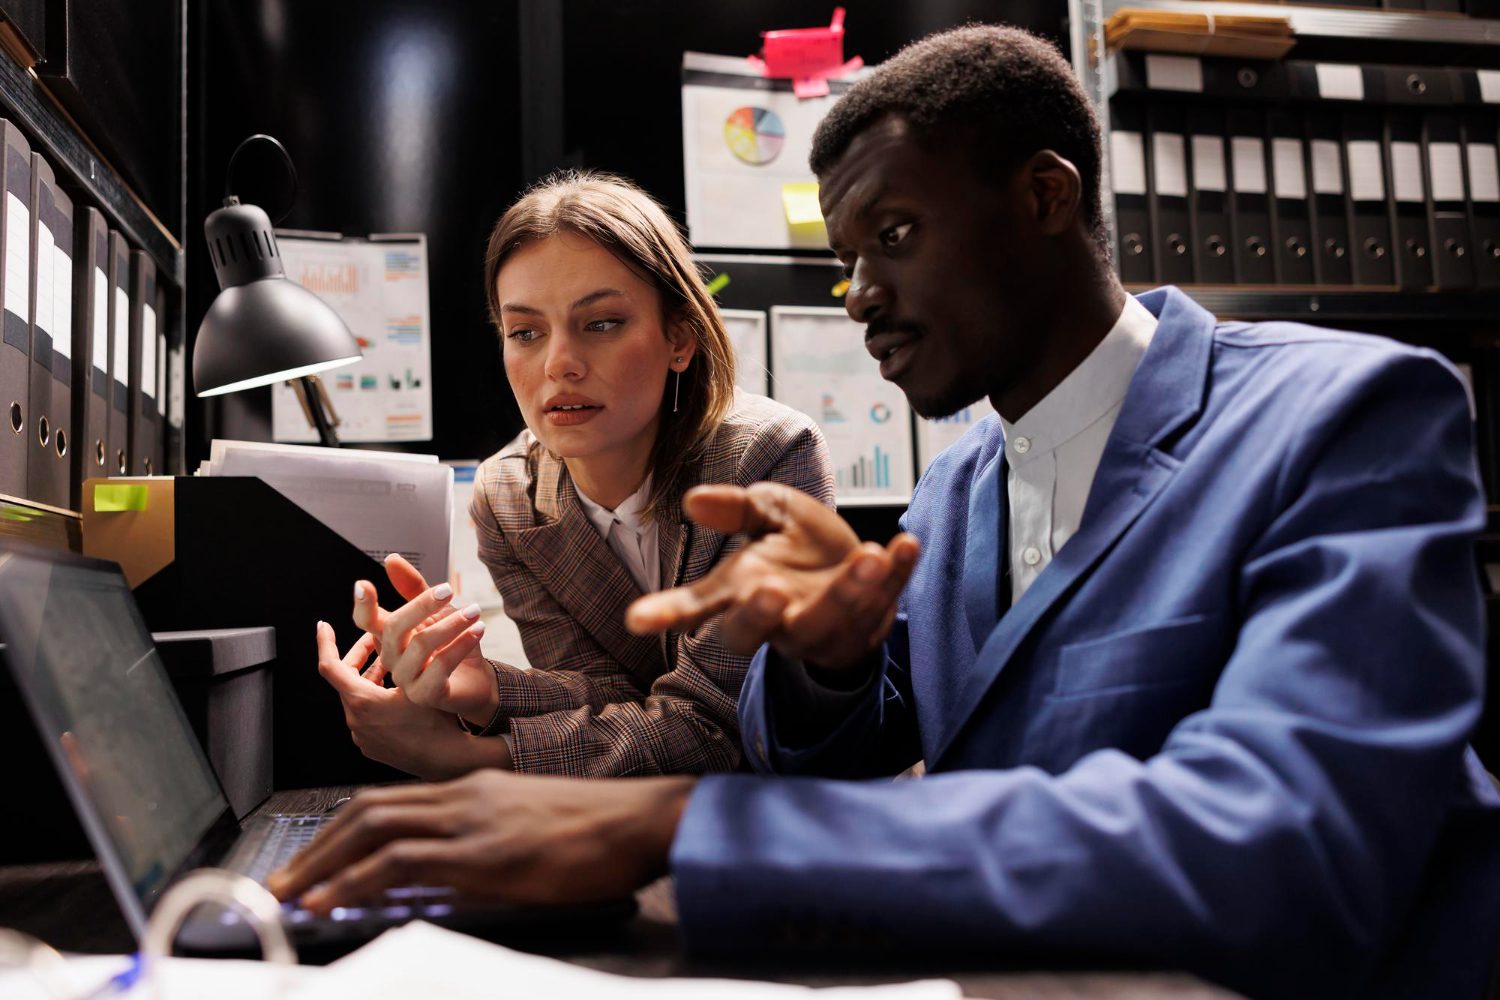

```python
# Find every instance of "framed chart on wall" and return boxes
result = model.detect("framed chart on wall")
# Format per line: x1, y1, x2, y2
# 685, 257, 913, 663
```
916, 396, 996, 473
719, 308, 769, 396
769, 306, 914, 505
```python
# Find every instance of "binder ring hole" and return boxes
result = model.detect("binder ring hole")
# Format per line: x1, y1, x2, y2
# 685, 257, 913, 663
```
1405, 238, 1427, 259
116, 449, 126, 475
8, 403, 20, 434
1124, 234, 1145, 256
1406, 74, 1426, 95
36, 415, 48, 448
1246, 237, 1267, 257
54, 428, 66, 458
1168, 234, 1187, 256
1287, 237, 1307, 258
1237, 67, 1259, 89
1363, 238, 1387, 260
1485, 240, 1499, 260
1445, 238, 1466, 258
1207, 236, 1226, 257
1326, 238, 1346, 259
95, 440, 105, 466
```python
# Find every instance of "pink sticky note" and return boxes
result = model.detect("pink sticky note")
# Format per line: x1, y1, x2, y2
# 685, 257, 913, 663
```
793, 76, 831, 99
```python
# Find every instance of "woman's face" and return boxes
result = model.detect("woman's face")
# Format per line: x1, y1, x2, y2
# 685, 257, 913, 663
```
497, 231, 693, 467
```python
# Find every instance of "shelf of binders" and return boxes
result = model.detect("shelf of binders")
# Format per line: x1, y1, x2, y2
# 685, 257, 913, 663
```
1133, 285, 1500, 321
1101, 0, 1500, 48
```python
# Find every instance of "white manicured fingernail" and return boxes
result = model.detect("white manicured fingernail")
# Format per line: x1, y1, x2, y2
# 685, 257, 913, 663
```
432, 583, 453, 602
461, 603, 481, 620
470, 621, 486, 637
353, 583, 364, 602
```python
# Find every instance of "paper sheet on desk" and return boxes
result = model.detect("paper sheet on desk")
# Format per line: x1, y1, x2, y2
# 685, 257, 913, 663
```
323, 921, 962, 999
206, 439, 453, 582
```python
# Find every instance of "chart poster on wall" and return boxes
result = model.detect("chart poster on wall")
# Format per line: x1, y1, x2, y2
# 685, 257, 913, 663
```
720, 308, 769, 396
916, 396, 996, 473
271, 232, 434, 443
682, 52, 868, 250
770, 306, 913, 505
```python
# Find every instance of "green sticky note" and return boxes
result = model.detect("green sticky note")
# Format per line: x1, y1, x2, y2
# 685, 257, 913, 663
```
705, 273, 730, 296
781, 182, 824, 229
94, 484, 149, 512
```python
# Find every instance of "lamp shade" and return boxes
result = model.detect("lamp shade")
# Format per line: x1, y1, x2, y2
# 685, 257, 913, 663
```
193, 200, 361, 397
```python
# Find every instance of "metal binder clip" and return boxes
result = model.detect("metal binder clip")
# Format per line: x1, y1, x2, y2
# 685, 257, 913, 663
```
140, 869, 297, 999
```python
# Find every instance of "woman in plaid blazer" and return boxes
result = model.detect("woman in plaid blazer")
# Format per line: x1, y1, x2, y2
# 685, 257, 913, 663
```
318, 171, 835, 778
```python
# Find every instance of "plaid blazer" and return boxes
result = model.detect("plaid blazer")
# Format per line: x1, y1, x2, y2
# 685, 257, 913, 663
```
468, 391, 835, 777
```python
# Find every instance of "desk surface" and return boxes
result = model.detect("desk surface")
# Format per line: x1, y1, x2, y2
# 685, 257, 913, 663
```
0, 787, 1243, 1000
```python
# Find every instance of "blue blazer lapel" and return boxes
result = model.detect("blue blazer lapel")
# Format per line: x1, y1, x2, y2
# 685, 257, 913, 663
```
962, 450, 1007, 654
930, 288, 1217, 766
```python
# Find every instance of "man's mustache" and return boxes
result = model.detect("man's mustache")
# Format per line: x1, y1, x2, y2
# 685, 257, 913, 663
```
864, 319, 926, 343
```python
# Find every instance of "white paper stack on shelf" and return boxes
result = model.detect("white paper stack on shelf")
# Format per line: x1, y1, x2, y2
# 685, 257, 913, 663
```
201, 439, 453, 583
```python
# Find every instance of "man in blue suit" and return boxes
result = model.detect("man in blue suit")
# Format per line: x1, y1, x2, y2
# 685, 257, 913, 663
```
273, 24, 1500, 998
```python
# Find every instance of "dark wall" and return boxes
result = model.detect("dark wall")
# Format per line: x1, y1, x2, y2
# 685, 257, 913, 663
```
188, 1, 1064, 466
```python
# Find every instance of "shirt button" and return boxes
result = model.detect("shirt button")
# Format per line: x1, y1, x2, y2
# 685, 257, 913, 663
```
1022, 546, 1042, 567
1013, 436, 1031, 454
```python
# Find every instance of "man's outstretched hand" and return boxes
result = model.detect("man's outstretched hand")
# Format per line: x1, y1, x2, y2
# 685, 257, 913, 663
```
626, 483, 919, 674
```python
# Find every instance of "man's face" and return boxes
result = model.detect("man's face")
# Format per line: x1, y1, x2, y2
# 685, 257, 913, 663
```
820, 115, 1041, 418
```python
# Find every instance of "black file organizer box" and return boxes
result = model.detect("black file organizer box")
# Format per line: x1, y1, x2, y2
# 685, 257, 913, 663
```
83, 476, 408, 790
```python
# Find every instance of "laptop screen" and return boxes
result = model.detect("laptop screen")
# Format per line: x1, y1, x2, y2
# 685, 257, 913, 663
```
0, 547, 228, 924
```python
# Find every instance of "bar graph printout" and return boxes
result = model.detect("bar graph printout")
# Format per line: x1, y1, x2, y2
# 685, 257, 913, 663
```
916, 396, 995, 473
770, 306, 913, 505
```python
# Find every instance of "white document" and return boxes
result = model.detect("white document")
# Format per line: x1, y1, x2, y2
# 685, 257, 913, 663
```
720, 308, 770, 395
682, 52, 869, 250
1109, 131, 1148, 196
1145, 54, 1203, 93
917, 397, 995, 473
270, 233, 434, 443
1190, 135, 1227, 192
208, 438, 452, 582
770, 306, 914, 505
1152, 133, 1188, 198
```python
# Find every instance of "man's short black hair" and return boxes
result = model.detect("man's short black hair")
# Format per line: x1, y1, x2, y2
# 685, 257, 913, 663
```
810, 24, 1107, 256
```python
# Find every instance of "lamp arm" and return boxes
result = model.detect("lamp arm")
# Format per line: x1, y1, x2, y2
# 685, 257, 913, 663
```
295, 376, 340, 447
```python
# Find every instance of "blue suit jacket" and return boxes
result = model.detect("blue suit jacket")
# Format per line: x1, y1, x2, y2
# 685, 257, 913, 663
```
671, 288, 1500, 998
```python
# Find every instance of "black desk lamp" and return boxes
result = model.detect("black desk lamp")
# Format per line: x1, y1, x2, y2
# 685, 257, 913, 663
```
193, 135, 361, 446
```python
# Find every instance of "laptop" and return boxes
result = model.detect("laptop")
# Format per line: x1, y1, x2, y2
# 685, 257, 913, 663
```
0, 542, 633, 956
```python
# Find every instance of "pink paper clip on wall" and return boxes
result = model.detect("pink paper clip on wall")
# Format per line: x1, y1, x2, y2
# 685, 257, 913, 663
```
751, 7, 863, 98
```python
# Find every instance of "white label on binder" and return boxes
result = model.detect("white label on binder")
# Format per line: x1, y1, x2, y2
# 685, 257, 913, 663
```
1479, 70, 1500, 104
52, 245, 70, 360
1428, 142, 1464, 203
1152, 133, 1188, 197
4, 193, 29, 320
1347, 141, 1385, 202
1272, 138, 1306, 200
1315, 64, 1364, 102
113, 285, 128, 378
1390, 141, 1424, 203
1145, 54, 1203, 93
156, 333, 166, 415
1311, 140, 1344, 195
1191, 136, 1226, 192
142, 305, 157, 400
1231, 137, 1267, 194
1109, 131, 1147, 196
1468, 144, 1500, 203
92, 267, 107, 371
35, 222, 53, 337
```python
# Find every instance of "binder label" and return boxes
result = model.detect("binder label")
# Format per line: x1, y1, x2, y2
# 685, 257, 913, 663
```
1145, 55, 1202, 93
92, 267, 107, 372
113, 286, 128, 378
1153, 133, 1188, 198
1347, 141, 1385, 202
1311, 140, 1344, 195
1428, 143, 1464, 203
1468, 144, 1500, 203
142, 305, 157, 401
1390, 142, 1424, 203
34, 221, 52, 337
51, 245, 69, 361
156, 334, 167, 416
1191, 136, 1226, 192
1272, 139, 1306, 201
1479, 70, 1500, 105
1110, 131, 1148, 196
1315, 64, 1364, 102
3, 192, 27, 321
1231, 137, 1267, 195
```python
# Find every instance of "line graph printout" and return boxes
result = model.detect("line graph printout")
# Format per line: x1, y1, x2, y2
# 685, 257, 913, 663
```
270, 233, 433, 442
770, 306, 913, 504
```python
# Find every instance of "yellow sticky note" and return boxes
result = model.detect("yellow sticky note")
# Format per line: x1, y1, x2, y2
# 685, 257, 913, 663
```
831, 278, 850, 297
781, 182, 824, 232
94, 484, 149, 512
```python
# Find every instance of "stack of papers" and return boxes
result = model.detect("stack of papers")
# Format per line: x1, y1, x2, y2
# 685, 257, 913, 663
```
1105, 9, 1295, 60
201, 439, 453, 583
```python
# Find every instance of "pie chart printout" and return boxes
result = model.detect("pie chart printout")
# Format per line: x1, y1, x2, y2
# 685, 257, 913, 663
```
724, 106, 786, 166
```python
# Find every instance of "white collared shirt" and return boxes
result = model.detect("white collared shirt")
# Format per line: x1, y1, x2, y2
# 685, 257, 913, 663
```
999, 295, 1158, 604
575, 474, 660, 594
